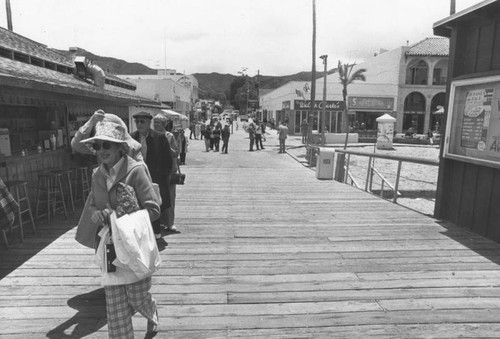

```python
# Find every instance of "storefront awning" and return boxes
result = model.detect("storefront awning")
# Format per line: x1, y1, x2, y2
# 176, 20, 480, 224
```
161, 110, 188, 121
433, 106, 445, 114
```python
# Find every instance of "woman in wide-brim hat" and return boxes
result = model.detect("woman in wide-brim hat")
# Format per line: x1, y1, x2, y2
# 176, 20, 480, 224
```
74, 111, 144, 249
81, 120, 162, 338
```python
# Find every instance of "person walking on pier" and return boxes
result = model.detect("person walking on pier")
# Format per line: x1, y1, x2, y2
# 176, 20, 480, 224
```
247, 119, 256, 151
81, 119, 161, 339
255, 119, 264, 150
212, 123, 221, 152
203, 124, 212, 152
278, 121, 289, 153
153, 114, 179, 233
301, 119, 308, 144
131, 111, 172, 240
221, 124, 230, 154
178, 129, 188, 164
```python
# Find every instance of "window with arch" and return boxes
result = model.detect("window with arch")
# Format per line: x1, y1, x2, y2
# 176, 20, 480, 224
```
406, 60, 428, 85
433, 60, 448, 85
404, 92, 426, 113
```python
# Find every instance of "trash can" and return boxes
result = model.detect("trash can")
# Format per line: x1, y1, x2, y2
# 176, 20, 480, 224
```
316, 147, 335, 180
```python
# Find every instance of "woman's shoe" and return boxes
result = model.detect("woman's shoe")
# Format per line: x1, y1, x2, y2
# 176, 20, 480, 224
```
145, 308, 159, 338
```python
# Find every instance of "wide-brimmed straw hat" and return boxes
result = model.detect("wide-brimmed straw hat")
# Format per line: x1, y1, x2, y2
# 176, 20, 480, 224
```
80, 120, 128, 145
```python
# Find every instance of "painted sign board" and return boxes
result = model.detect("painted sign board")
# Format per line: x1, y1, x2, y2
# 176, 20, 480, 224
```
348, 97, 394, 110
294, 100, 344, 111
444, 75, 500, 168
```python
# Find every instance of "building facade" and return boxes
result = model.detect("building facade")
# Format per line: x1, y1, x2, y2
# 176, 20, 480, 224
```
260, 37, 448, 136
118, 70, 199, 116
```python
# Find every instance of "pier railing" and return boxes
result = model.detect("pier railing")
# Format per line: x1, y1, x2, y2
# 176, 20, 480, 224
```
335, 149, 439, 203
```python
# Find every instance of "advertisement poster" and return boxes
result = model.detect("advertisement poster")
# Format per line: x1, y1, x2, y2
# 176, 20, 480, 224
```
445, 75, 500, 168
460, 89, 492, 150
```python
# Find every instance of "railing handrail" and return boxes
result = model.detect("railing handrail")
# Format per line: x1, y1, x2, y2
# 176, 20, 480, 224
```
336, 149, 439, 166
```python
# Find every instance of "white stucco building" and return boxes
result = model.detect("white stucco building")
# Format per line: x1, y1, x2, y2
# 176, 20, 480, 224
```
118, 70, 199, 115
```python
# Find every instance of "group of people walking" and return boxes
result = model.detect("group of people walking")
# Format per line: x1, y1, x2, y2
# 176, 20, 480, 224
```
70, 110, 289, 338
200, 118, 231, 154
189, 116, 290, 154
246, 119, 266, 151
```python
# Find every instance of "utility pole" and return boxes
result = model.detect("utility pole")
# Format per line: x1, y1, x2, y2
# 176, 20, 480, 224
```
309, 0, 317, 145
320, 55, 328, 147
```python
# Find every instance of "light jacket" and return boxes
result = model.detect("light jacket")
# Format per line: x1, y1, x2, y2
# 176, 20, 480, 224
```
76, 155, 160, 249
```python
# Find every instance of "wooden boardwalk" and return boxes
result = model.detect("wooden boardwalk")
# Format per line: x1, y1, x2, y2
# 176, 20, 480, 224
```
2, 128, 500, 338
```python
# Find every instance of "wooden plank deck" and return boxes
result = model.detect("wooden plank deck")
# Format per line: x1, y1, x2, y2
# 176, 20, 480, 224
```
2, 129, 500, 338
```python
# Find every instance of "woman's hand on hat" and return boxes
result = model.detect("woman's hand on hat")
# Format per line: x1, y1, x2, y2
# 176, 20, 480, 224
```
90, 110, 105, 125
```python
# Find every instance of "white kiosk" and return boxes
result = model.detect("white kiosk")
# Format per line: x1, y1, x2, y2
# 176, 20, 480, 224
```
376, 114, 396, 150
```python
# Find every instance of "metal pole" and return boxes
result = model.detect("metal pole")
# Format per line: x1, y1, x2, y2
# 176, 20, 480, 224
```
6, 0, 13, 31
309, 0, 317, 142
320, 55, 327, 146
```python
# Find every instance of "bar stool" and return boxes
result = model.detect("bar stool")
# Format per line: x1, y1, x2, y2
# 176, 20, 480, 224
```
74, 166, 91, 204
5, 180, 36, 239
52, 169, 75, 213
35, 171, 68, 224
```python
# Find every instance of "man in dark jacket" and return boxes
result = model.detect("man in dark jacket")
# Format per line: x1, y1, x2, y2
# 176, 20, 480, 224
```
131, 111, 172, 239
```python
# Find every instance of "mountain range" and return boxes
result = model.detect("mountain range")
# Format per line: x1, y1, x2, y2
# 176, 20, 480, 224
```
57, 47, 329, 97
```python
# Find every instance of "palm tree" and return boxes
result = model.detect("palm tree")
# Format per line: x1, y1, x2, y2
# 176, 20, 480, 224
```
338, 60, 366, 149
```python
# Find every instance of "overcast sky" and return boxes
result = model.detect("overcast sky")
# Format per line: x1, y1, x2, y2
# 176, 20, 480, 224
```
0, 0, 483, 76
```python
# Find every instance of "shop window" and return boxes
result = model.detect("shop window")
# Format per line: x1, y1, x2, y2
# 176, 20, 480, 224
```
44, 61, 56, 70
31, 57, 43, 67
0, 47, 13, 59
13, 52, 29, 64
56, 65, 68, 73
406, 60, 428, 85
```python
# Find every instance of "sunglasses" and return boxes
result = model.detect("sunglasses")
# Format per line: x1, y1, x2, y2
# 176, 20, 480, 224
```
91, 141, 113, 151
134, 119, 149, 124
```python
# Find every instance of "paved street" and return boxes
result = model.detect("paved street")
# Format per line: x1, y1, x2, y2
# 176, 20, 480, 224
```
2, 125, 500, 338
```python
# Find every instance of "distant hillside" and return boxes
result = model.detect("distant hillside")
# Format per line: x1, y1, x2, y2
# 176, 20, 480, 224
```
193, 71, 320, 98
56, 47, 331, 97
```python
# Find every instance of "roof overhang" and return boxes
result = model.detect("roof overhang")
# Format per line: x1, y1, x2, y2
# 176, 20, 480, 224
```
433, 0, 497, 37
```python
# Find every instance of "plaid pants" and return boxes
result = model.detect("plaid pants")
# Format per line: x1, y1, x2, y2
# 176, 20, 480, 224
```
105, 277, 158, 339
